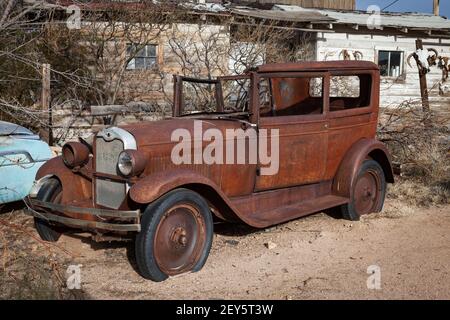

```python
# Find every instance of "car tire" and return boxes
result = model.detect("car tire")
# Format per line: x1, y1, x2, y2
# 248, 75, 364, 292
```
34, 178, 63, 242
340, 160, 386, 221
135, 188, 213, 282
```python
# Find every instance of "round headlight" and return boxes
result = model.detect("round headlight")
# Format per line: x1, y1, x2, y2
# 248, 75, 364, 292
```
117, 150, 147, 177
62, 142, 90, 168
118, 151, 133, 176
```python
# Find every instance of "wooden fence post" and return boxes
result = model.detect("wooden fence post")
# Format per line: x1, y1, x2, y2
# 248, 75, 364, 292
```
41, 63, 53, 145
415, 39, 431, 127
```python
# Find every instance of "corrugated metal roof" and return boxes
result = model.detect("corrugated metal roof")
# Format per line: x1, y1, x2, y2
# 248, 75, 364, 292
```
28, 1, 450, 32
274, 4, 450, 30
183, 2, 228, 13
231, 6, 335, 23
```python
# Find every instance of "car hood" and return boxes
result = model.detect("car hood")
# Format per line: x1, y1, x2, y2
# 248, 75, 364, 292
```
120, 117, 248, 147
0, 121, 40, 140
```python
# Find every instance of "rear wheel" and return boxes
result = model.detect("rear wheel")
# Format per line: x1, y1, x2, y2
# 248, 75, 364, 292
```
34, 178, 62, 242
341, 160, 386, 221
135, 189, 213, 282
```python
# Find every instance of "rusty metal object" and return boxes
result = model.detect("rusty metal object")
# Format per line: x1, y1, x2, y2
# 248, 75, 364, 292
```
117, 149, 147, 177
256, 61, 379, 73
35, 157, 93, 210
153, 203, 207, 275
27, 198, 140, 219
28, 61, 395, 281
332, 138, 394, 199
353, 169, 382, 215
62, 141, 90, 168
26, 208, 140, 232
172, 76, 224, 116
24, 196, 140, 232
31, 60, 392, 235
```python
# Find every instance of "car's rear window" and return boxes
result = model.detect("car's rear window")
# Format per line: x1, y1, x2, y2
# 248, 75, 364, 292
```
329, 74, 372, 112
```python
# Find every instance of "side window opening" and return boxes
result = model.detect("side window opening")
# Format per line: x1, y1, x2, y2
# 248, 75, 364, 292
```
329, 74, 372, 111
260, 76, 324, 117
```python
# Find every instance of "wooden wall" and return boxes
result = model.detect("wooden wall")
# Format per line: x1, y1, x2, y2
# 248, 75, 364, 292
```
316, 32, 450, 113
233, 0, 355, 10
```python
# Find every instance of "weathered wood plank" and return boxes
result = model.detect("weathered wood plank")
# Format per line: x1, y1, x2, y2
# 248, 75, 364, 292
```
90, 102, 156, 116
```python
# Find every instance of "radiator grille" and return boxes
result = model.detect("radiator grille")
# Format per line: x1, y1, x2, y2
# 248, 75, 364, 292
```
95, 137, 125, 209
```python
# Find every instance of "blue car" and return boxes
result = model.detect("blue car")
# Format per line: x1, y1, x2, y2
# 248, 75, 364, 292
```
0, 121, 53, 204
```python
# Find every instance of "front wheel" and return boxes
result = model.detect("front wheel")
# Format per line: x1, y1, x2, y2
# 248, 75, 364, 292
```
135, 189, 213, 282
340, 160, 386, 221
34, 178, 63, 242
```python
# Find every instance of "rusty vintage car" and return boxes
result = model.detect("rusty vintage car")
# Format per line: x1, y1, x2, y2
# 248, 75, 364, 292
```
26, 61, 394, 281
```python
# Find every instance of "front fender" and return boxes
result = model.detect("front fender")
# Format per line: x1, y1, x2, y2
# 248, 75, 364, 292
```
129, 169, 259, 225
129, 169, 225, 205
35, 156, 92, 204
332, 138, 394, 198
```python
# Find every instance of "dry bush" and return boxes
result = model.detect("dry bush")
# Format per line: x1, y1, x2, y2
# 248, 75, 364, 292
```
162, 19, 315, 112
1, 2, 317, 142
378, 99, 450, 206
409, 141, 450, 186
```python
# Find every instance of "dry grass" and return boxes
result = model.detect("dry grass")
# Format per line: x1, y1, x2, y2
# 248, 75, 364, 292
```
398, 140, 450, 185
387, 179, 450, 207
378, 100, 449, 208
0, 210, 88, 300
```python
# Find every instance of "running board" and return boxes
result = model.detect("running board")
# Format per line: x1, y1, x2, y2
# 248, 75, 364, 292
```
245, 195, 349, 227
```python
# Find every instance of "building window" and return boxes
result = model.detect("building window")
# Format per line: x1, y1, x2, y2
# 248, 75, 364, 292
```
378, 50, 404, 77
126, 44, 157, 70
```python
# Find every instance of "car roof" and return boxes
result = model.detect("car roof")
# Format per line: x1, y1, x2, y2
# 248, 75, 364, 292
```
256, 60, 379, 73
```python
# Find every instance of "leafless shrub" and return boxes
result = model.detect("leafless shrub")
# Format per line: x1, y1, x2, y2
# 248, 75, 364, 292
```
378, 99, 450, 206
161, 18, 315, 112
1, 2, 317, 142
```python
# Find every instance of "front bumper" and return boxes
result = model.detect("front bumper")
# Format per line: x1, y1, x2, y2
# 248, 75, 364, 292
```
24, 197, 141, 232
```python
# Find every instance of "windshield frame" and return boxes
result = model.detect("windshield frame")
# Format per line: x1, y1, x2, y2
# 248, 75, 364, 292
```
172, 74, 251, 118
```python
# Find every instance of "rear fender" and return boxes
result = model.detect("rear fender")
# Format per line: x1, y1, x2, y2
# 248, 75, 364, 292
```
332, 138, 394, 198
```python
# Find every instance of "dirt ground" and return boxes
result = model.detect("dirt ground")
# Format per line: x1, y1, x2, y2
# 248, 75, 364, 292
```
1, 199, 449, 300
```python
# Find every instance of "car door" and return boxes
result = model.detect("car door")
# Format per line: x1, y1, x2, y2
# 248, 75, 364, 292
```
324, 70, 378, 180
255, 72, 329, 191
